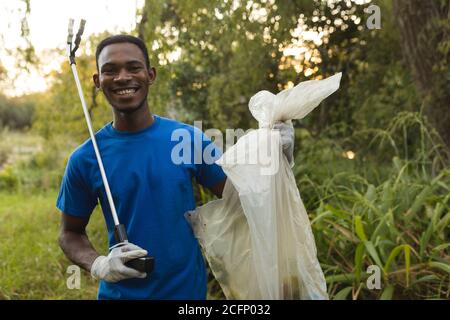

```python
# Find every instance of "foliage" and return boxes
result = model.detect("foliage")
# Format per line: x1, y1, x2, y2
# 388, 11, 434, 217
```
137, 0, 385, 134
0, 165, 19, 191
33, 46, 111, 143
0, 94, 35, 130
295, 110, 449, 300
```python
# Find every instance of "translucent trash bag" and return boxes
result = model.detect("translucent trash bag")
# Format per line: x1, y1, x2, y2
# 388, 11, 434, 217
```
186, 73, 342, 299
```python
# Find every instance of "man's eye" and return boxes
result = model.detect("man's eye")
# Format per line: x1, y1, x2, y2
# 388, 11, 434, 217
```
129, 66, 142, 72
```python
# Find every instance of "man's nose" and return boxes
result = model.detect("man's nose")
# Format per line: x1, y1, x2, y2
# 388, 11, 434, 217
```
113, 68, 132, 82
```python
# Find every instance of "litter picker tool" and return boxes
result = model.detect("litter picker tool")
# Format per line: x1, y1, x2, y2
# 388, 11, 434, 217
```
67, 19, 154, 274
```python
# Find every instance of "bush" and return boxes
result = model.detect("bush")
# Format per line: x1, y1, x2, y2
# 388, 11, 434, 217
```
0, 165, 19, 191
0, 144, 11, 168
294, 112, 449, 299
310, 160, 449, 299
0, 94, 35, 130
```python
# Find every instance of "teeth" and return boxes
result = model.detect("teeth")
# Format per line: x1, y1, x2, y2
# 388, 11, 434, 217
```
116, 89, 136, 95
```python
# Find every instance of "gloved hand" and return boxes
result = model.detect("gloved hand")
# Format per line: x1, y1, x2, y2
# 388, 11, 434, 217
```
90, 242, 148, 283
273, 121, 295, 167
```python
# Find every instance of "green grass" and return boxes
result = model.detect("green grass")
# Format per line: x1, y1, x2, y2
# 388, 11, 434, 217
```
0, 129, 43, 168
0, 190, 107, 299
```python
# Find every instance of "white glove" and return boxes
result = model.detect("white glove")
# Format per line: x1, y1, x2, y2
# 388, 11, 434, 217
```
90, 243, 148, 283
273, 120, 295, 167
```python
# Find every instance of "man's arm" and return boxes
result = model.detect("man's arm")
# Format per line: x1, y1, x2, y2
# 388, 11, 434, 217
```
58, 213, 99, 272
208, 177, 227, 199
59, 212, 148, 282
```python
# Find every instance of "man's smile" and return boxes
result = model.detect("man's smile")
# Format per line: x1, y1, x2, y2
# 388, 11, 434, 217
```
112, 87, 140, 97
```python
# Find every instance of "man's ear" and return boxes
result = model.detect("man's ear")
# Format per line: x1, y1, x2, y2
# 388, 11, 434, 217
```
93, 74, 100, 89
148, 67, 157, 85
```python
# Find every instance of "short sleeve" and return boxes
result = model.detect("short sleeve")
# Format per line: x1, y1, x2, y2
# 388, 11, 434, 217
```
193, 128, 227, 188
56, 153, 97, 218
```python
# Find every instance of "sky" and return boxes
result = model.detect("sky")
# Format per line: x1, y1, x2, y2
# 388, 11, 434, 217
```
0, 0, 144, 96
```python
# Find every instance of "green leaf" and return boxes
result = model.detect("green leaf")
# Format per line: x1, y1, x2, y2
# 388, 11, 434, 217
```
324, 204, 350, 221
379, 181, 393, 213
431, 243, 450, 253
436, 213, 449, 233
405, 245, 411, 287
371, 210, 393, 242
365, 184, 376, 202
409, 186, 432, 215
198, 185, 207, 203
310, 211, 333, 225
431, 203, 445, 227
429, 262, 450, 274
327, 220, 359, 243
354, 242, 365, 284
380, 284, 394, 300
411, 275, 440, 286
326, 273, 356, 284
333, 286, 353, 300
383, 245, 405, 273
392, 156, 402, 172
364, 241, 383, 270
419, 222, 434, 257
354, 215, 368, 241
383, 244, 411, 286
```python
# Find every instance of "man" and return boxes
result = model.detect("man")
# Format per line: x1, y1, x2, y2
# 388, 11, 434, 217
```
57, 34, 294, 299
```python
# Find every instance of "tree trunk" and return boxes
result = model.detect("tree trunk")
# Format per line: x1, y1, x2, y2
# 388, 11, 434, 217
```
393, 0, 450, 147
137, 1, 149, 41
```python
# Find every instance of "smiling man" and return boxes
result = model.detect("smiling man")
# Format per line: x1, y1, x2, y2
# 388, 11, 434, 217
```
56, 34, 294, 300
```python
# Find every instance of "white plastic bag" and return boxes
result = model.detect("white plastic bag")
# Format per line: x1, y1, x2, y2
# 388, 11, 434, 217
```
186, 73, 342, 299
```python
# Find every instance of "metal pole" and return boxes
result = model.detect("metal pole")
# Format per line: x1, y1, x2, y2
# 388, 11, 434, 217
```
66, 20, 120, 228
68, 60, 121, 227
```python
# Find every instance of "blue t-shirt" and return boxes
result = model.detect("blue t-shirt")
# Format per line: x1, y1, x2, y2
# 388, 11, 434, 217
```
56, 115, 226, 299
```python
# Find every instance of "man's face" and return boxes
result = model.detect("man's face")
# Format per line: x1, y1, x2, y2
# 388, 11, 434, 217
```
94, 42, 156, 113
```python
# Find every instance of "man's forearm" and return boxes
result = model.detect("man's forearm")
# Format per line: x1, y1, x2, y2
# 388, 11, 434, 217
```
59, 231, 100, 272
209, 177, 227, 198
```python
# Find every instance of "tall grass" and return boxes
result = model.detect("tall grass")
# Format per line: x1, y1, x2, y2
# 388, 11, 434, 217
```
309, 162, 449, 299
295, 111, 449, 299
0, 191, 107, 299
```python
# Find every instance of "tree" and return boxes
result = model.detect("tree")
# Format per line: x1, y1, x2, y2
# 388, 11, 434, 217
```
33, 34, 113, 142
393, 0, 450, 147
138, 0, 375, 134
0, 93, 35, 130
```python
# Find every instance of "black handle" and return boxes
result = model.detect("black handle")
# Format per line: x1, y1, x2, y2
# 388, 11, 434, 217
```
114, 224, 155, 274
126, 256, 155, 273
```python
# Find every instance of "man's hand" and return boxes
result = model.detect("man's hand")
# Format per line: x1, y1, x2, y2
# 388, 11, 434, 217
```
91, 243, 148, 283
273, 121, 295, 166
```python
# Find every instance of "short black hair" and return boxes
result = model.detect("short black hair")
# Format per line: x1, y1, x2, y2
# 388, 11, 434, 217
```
95, 34, 151, 71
